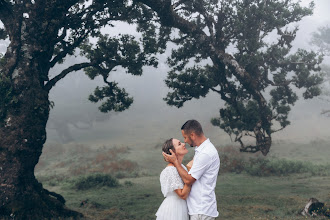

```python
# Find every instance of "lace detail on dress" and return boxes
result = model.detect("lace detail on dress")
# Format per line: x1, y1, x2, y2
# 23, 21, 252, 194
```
159, 165, 187, 197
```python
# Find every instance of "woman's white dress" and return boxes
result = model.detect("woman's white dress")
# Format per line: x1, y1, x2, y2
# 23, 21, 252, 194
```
155, 165, 189, 220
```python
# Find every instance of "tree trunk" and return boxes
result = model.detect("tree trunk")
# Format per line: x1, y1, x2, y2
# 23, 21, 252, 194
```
0, 38, 81, 219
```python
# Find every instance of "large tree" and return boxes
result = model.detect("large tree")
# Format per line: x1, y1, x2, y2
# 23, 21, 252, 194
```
0, 0, 164, 218
137, 0, 324, 155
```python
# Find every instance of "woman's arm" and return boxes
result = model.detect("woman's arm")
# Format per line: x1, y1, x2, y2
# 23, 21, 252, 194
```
174, 184, 191, 200
163, 150, 196, 185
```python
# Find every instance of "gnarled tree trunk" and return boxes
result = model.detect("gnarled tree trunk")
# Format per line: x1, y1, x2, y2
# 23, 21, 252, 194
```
0, 19, 81, 219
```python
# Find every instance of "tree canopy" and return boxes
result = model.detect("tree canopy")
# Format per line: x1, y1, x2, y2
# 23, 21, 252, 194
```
0, 0, 167, 119
0, 0, 166, 218
137, 0, 324, 155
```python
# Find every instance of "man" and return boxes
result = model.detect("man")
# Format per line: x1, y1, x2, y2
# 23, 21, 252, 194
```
163, 119, 220, 220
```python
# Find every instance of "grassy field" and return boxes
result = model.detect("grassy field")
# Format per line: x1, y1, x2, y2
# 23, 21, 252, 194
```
36, 140, 330, 219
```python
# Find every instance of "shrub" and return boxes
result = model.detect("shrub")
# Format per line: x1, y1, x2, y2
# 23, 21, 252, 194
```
74, 174, 120, 190
217, 145, 330, 176
124, 181, 133, 187
245, 158, 303, 176
218, 146, 249, 174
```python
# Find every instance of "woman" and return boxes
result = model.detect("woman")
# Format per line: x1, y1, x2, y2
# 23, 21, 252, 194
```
155, 138, 192, 220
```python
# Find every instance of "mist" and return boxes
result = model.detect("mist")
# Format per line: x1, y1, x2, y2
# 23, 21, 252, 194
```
43, 0, 330, 150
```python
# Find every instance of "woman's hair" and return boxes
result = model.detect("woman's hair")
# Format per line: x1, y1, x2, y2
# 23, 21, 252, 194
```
162, 138, 175, 155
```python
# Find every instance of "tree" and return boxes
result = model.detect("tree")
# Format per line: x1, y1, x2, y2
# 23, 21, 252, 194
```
311, 25, 330, 115
311, 25, 330, 56
0, 0, 164, 218
137, 0, 323, 155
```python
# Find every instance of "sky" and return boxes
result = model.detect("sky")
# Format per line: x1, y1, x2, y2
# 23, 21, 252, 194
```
1, 1, 330, 149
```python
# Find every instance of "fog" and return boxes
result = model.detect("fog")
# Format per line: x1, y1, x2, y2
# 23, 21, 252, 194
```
46, 0, 330, 149
1, 1, 329, 149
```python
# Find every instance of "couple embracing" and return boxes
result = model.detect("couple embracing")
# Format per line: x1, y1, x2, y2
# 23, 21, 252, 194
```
156, 120, 220, 220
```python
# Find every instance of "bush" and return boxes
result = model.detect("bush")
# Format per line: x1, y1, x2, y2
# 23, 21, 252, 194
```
124, 181, 133, 187
74, 174, 120, 190
218, 145, 330, 176
218, 146, 249, 174
245, 158, 310, 176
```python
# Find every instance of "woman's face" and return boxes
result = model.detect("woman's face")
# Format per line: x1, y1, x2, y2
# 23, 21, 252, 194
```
172, 138, 188, 156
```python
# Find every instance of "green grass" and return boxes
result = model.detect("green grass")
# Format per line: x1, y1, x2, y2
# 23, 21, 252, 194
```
46, 176, 162, 220
36, 140, 330, 219
217, 174, 330, 219
41, 173, 330, 220
269, 139, 330, 165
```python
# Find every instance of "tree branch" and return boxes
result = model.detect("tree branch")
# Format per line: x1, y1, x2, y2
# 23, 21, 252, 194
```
193, 0, 216, 41
0, 0, 14, 29
137, 0, 267, 110
45, 62, 95, 91
50, 30, 90, 68
272, 127, 285, 133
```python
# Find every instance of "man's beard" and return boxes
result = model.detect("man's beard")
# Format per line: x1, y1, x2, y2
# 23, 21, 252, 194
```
189, 139, 195, 147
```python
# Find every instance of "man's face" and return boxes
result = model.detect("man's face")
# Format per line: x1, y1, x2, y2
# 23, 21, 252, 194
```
181, 130, 194, 147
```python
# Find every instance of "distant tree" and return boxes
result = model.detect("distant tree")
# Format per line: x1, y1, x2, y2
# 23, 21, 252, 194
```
311, 25, 330, 115
138, 0, 323, 155
311, 25, 330, 55
0, 1, 164, 218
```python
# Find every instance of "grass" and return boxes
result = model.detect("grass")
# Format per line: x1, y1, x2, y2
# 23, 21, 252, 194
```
36, 140, 330, 219
217, 174, 330, 219
41, 173, 330, 220
47, 176, 162, 220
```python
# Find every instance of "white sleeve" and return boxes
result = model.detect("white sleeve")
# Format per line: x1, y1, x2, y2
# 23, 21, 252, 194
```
188, 153, 211, 180
160, 167, 184, 197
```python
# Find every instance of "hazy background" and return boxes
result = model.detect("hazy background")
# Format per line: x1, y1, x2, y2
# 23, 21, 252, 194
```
1, 0, 330, 150
46, 0, 330, 149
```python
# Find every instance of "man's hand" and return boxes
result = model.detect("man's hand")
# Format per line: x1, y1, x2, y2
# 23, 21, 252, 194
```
162, 149, 178, 165
186, 159, 193, 171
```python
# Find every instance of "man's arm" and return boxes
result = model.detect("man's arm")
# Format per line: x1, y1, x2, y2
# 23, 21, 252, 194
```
162, 149, 196, 185
174, 184, 191, 200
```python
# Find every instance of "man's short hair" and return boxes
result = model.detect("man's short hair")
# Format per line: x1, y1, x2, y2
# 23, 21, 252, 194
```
181, 120, 204, 136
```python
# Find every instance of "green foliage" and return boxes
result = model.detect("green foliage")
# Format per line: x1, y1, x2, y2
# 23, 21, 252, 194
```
74, 174, 120, 190
157, 0, 324, 152
79, 29, 161, 112
80, 32, 161, 112
212, 101, 268, 136
164, 66, 213, 107
245, 158, 309, 176
219, 146, 330, 176
88, 84, 133, 113
1, 0, 167, 120
124, 180, 134, 187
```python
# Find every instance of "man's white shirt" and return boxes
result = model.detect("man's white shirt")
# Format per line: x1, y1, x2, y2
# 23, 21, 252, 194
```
187, 138, 220, 217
